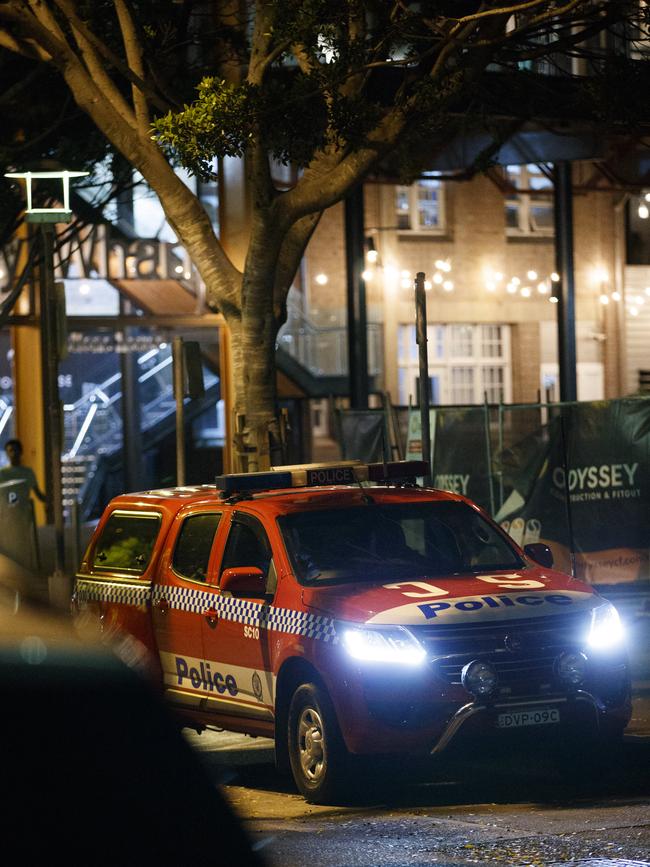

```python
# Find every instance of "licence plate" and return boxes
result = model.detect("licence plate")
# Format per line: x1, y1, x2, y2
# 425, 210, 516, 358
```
497, 707, 560, 729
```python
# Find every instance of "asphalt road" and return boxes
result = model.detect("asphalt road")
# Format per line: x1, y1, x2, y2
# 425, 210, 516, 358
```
185, 696, 650, 867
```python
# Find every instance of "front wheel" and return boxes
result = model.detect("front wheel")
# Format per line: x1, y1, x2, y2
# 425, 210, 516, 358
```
287, 682, 350, 804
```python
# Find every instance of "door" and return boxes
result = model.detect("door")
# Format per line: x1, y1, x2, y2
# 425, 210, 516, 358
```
151, 508, 222, 711
200, 511, 276, 723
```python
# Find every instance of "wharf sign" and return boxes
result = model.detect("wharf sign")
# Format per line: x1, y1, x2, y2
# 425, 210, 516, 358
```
0, 224, 201, 289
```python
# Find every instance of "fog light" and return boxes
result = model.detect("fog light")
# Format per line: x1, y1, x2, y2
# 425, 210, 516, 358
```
461, 660, 498, 697
556, 651, 587, 685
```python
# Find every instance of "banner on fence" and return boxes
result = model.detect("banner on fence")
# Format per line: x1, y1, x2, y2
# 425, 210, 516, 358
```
495, 398, 650, 584
407, 406, 494, 512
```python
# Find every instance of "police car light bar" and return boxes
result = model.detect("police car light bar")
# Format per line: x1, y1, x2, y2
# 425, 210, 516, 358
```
215, 460, 429, 496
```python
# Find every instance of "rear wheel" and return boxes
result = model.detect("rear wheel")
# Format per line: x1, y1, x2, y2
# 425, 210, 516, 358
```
287, 682, 350, 804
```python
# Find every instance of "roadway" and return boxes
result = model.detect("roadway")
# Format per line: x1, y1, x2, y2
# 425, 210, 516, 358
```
185, 694, 650, 866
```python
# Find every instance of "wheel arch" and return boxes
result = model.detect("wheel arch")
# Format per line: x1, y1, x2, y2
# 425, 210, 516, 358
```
274, 656, 325, 772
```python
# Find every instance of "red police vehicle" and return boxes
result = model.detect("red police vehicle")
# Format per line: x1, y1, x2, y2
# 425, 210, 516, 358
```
74, 461, 631, 803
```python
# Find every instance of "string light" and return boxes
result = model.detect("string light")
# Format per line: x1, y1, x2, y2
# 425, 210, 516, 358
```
315, 273, 328, 285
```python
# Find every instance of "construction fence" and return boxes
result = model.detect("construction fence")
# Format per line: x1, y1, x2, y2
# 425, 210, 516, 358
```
337, 396, 650, 588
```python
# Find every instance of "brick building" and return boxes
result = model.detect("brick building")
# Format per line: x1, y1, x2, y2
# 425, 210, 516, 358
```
295, 161, 649, 425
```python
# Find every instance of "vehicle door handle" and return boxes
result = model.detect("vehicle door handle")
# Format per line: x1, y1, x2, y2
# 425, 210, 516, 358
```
157, 598, 169, 615
205, 608, 218, 629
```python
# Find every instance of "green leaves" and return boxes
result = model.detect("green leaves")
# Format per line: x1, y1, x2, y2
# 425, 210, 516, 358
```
152, 79, 255, 177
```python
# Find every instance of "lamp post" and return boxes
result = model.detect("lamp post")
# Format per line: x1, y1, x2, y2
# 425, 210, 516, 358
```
4, 170, 88, 592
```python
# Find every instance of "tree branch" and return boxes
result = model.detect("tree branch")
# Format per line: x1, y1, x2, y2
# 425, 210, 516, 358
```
0, 25, 49, 59
50, 0, 136, 126
114, 0, 150, 135
49, 0, 169, 113
273, 210, 322, 315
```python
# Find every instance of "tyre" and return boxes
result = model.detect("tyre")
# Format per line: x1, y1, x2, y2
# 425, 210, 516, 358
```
287, 682, 350, 804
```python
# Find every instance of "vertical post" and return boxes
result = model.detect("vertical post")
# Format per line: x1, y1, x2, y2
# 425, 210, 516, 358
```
345, 185, 369, 409
483, 393, 495, 516
172, 336, 186, 486
497, 401, 504, 510
120, 300, 143, 491
553, 162, 578, 402
40, 223, 65, 577
415, 272, 432, 486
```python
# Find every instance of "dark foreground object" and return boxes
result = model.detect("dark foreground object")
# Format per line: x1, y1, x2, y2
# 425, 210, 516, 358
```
0, 604, 263, 866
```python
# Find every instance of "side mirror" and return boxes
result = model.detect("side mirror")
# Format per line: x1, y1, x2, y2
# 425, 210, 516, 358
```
220, 566, 266, 597
524, 543, 554, 569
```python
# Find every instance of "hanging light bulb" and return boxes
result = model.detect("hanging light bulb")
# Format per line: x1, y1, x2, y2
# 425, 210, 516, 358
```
551, 272, 560, 282
599, 294, 610, 305
366, 249, 379, 263
442, 280, 454, 292
527, 270, 538, 281
433, 272, 443, 284
520, 286, 532, 298
549, 296, 559, 304
537, 282, 549, 295
315, 273, 329, 285
639, 202, 649, 219
611, 291, 621, 302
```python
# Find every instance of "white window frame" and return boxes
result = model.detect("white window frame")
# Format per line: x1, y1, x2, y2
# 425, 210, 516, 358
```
395, 178, 445, 234
397, 324, 512, 406
505, 164, 554, 237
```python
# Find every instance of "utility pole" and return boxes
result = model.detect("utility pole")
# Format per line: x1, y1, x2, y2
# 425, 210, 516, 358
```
345, 185, 369, 409
553, 162, 578, 402
39, 223, 65, 576
415, 272, 432, 486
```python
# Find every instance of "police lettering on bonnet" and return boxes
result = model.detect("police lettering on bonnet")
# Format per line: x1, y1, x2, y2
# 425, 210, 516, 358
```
73, 460, 632, 805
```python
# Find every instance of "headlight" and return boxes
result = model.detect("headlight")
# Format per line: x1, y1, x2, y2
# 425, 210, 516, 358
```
587, 602, 625, 650
461, 660, 498, 697
341, 626, 426, 665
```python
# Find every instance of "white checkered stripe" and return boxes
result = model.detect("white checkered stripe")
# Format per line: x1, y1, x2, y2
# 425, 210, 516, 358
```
152, 584, 206, 614
77, 578, 339, 643
76, 579, 151, 607
186, 590, 339, 643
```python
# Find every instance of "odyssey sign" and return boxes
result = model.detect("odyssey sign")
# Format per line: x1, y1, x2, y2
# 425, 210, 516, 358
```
0, 224, 201, 290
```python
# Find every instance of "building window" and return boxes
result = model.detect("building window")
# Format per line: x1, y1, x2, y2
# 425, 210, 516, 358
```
395, 179, 445, 232
504, 164, 554, 236
397, 324, 511, 406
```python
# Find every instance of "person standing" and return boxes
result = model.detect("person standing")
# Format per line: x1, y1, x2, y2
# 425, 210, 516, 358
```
0, 439, 46, 503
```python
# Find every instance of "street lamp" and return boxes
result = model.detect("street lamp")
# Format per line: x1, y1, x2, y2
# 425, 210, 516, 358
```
4, 169, 88, 596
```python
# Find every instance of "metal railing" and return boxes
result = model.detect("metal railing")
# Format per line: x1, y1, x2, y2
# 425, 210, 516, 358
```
277, 299, 383, 378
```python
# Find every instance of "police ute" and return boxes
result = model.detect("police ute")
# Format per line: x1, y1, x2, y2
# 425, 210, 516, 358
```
73, 460, 631, 803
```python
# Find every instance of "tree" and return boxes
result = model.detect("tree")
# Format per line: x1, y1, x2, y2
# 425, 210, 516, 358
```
0, 0, 643, 469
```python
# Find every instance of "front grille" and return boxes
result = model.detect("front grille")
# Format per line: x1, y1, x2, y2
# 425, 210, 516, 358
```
413, 611, 591, 695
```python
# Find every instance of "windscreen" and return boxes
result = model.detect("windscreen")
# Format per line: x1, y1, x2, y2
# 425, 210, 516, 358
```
279, 500, 523, 585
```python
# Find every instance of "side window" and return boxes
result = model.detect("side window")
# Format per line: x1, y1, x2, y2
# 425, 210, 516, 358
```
220, 516, 272, 581
172, 513, 221, 582
92, 512, 161, 575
